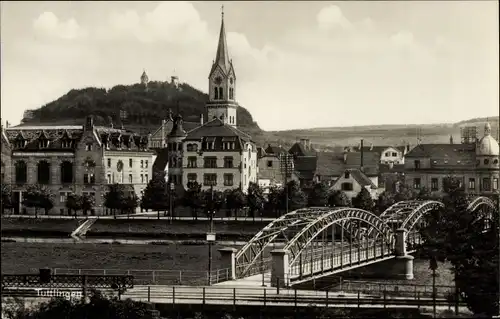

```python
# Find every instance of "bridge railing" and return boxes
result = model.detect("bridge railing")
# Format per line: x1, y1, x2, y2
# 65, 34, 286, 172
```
30, 268, 232, 286
236, 256, 273, 278
3, 285, 467, 310
336, 280, 455, 299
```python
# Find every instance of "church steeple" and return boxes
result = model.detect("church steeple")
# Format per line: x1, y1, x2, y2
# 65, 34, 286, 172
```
212, 6, 230, 74
206, 6, 238, 128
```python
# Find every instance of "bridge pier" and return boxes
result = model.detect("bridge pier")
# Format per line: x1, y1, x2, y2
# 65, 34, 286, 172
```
270, 249, 290, 288
218, 247, 237, 280
395, 228, 414, 280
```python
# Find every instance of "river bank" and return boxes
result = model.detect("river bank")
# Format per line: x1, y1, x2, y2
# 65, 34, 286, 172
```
1, 217, 267, 241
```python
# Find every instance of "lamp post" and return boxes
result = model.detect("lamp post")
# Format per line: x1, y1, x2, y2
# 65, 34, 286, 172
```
169, 182, 175, 224
206, 185, 216, 285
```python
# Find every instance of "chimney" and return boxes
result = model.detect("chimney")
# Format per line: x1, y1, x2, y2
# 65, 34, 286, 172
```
360, 139, 364, 172
389, 162, 394, 169
357, 142, 361, 150
6, 121, 9, 128
200, 114, 204, 125
449, 135, 454, 144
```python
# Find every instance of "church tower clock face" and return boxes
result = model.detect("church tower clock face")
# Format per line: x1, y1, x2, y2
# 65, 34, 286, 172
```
214, 76, 222, 85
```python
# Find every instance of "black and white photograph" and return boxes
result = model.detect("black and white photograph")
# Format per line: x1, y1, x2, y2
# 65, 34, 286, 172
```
0, 1, 498, 318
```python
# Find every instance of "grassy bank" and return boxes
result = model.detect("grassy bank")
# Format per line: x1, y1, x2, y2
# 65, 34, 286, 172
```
1, 218, 81, 237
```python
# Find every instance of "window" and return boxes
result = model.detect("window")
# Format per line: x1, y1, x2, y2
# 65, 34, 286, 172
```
145, 174, 148, 182
185, 156, 196, 168
140, 174, 144, 184
37, 161, 51, 184
84, 173, 95, 185
224, 157, 234, 168
392, 152, 397, 157
59, 192, 69, 203
414, 160, 420, 169
15, 161, 27, 184
187, 144, 198, 152
229, 87, 234, 99
385, 152, 390, 157
344, 171, 350, 179
341, 182, 353, 191
60, 161, 73, 184
86, 143, 92, 151
494, 178, 499, 190
129, 159, 133, 168
61, 139, 72, 148
431, 178, 438, 191
484, 159, 490, 165
39, 138, 49, 149
224, 173, 234, 186
145, 160, 148, 168
129, 174, 133, 184
219, 87, 223, 99
187, 173, 197, 187
204, 157, 217, 168
203, 173, 217, 186
140, 160, 144, 168
107, 159, 111, 168
267, 160, 273, 167
494, 159, 499, 165
483, 178, 491, 191
214, 87, 219, 100
107, 174, 112, 184
413, 178, 421, 189
468, 178, 476, 190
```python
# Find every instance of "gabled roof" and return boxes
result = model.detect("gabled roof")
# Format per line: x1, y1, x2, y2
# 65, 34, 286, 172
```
185, 118, 251, 141
335, 168, 377, 189
356, 145, 406, 154
289, 142, 316, 157
265, 144, 287, 155
315, 151, 379, 177
405, 143, 475, 158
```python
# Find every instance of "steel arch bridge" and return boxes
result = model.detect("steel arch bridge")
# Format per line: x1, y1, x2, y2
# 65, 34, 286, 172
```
232, 196, 497, 286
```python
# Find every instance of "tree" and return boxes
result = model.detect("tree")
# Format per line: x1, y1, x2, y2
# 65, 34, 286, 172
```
421, 175, 499, 316
375, 191, 395, 214
22, 185, 54, 217
226, 188, 246, 218
393, 183, 416, 202
81, 194, 96, 216
141, 172, 169, 218
3, 290, 151, 319
308, 182, 329, 207
281, 180, 307, 212
183, 182, 203, 219
352, 187, 374, 211
328, 190, 351, 207
416, 186, 433, 200
65, 193, 82, 218
247, 182, 265, 221
265, 186, 282, 217
103, 184, 132, 217
1, 184, 13, 214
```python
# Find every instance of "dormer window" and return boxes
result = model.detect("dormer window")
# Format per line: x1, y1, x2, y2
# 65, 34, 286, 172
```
15, 139, 26, 149
86, 143, 93, 151
39, 139, 49, 149
61, 139, 72, 149
344, 171, 350, 179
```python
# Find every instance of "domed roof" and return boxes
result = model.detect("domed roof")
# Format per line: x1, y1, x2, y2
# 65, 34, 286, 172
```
476, 122, 499, 156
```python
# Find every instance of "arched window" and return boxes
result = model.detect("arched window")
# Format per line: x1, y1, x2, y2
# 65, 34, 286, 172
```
37, 160, 51, 184
60, 161, 74, 184
15, 161, 27, 184
229, 88, 234, 99
214, 87, 219, 100
219, 87, 223, 99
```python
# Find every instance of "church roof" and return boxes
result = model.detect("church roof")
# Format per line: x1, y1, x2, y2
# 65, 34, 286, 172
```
185, 118, 251, 141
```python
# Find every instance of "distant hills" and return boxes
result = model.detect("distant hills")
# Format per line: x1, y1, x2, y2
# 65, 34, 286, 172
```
22, 81, 260, 134
19, 81, 497, 150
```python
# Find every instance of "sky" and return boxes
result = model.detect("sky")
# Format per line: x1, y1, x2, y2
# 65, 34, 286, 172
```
1, 1, 498, 131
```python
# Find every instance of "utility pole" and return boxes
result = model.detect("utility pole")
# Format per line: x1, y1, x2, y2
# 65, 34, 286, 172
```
280, 154, 293, 215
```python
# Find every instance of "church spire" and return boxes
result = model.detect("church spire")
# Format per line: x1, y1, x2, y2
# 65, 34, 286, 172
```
213, 5, 230, 74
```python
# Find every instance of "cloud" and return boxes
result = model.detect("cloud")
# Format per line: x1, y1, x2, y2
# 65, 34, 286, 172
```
33, 12, 86, 40
107, 2, 210, 46
317, 5, 352, 31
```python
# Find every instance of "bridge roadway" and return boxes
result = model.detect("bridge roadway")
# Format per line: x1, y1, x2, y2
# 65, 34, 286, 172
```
2, 285, 467, 312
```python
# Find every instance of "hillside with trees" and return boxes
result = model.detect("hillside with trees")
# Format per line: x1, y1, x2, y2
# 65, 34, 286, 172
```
22, 81, 260, 134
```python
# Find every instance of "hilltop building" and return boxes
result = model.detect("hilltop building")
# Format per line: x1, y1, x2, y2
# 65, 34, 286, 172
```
1, 116, 153, 215
404, 122, 499, 196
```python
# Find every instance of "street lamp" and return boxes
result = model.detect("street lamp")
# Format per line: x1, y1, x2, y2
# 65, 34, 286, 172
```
206, 185, 216, 285
169, 182, 175, 224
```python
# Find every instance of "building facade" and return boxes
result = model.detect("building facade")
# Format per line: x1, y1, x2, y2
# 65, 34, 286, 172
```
257, 144, 289, 194
404, 123, 499, 196
330, 168, 382, 200
2, 116, 153, 215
